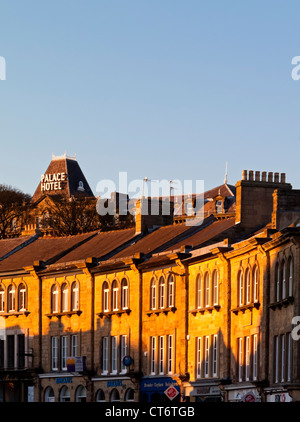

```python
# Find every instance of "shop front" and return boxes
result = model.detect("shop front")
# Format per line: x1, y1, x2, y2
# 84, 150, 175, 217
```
140, 377, 181, 402
184, 382, 222, 402
0, 372, 34, 402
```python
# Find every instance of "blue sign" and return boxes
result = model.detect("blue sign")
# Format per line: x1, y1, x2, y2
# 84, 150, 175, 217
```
140, 377, 180, 393
56, 377, 72, 384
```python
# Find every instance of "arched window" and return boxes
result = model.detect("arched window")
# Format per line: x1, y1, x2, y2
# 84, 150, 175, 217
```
275, 262, 280, 302
204, 272, 210, 307
112, 280, 119, 311
61, 283, 69, 312
75, 385, 86, 402
44, 386, 55, 402
103, 281, 109, 312
150, 278, 156, 310
110, 388, 120, 402
288, 256, 293, 297
125, 388, 134, 401
212, 270, 218, 305
96, 389, 106, 402
167, 274, 174, 308
281, 261, 286, 299
253, 265, 259, 303
159, 276, 165, 309
196, 274, 202, 309
71, 281, 79, 311
51, 285, 59, 313
60, 386, 70, 402
8, 285, 15, 312
121, 278, 128, 310
238, 270, 243, 306
245, 268, 251, 304
0, 285, 5, 312
18, 283, 26, 311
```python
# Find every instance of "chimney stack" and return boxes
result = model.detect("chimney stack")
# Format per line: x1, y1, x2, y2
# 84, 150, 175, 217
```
235, 170, 292, 230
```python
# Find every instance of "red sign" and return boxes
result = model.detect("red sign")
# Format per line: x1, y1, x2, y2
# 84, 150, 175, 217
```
244, 393, 255, 402
164, 385, 179, 400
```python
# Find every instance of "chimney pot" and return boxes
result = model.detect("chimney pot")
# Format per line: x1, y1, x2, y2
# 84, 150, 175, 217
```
242, 170, 247, 180
274, 172, 279, 183
261, 171, 267, 182
248, 170, 254, 181
255, 171, 260, 181
281, 173, 286, 183
268, 172, 273, 182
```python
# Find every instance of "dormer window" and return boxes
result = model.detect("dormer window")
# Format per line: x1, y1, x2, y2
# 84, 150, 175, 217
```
77, 181, 85, 191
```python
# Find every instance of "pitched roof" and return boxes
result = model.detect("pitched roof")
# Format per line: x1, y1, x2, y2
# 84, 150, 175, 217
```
0, 231, 97, 272
32, 154, 94, 202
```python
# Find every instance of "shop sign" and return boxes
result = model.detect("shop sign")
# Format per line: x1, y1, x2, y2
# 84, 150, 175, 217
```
56, 377, 72, 384
67, 356, 86, 372
164, 385, 179, 401
107, 380, 123, 387
40, 173, 66, 192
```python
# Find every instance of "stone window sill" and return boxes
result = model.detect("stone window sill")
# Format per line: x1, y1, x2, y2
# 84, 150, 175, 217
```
97, 309, 131, 318
146, 307, 177, 316
189, 305, 220, 315
45, 310, 82, 319
231, 302, 260, 314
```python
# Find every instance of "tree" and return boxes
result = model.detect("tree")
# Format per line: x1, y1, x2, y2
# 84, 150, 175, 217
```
0, 184, 31, 239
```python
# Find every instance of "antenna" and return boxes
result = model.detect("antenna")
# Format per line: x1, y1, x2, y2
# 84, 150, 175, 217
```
224, 162, 228, 184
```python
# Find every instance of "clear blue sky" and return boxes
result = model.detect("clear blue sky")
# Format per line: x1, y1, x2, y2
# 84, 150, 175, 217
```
0, 0, 300, 197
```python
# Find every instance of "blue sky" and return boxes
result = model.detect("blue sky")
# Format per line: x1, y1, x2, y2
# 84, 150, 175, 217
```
0, 0, 300, 197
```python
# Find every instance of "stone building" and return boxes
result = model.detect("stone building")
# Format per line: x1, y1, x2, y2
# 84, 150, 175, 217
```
1, 167, 300, 402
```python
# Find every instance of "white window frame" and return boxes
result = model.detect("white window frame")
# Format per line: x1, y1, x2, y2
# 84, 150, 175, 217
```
274, 335, 279, 383
121, 279, 128, 310
168, 275, 174, 308
245, 336, 250, 381
112, 281, 119, 311
18, 284, 26, 311
51, 336, 58, 371
253, 266, 259, 303
71, 281, 79, 311
159, 277, 165, 309
150, 279, 156, 310
289, 258, 293, 297
61, 335, 68, 371
204, 273, 210, 308
287, 332, 291, 382
111, 336, 118, 374
282, 262, 286, 299
238, 337, 243, 382
238, 272, 244, 306
150, 337, 156, 375
103, 282, 109, 312
246, 269, 251, 304
167, 335, 173, 374
196, 337, 201, 378
213, 271, 218, 306
0, 287, 5, 312
196, 274, 202, 309
159, 336, 164, 375
8, 285, 15, 312
62, 284, 69, 312
120, 335, 127, 373
212, 334, 218, 377
102, 337, 108, 374
71, 334, 78, 357
253, 334, 258, 381
204, 336, 209, 377
51, 285, 59, 313
281, 334, 285, 382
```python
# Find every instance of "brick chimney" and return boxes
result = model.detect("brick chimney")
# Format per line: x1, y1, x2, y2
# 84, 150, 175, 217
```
135, 197, 174, 234
272, 188, 300, 230
235, 170, 292, 230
